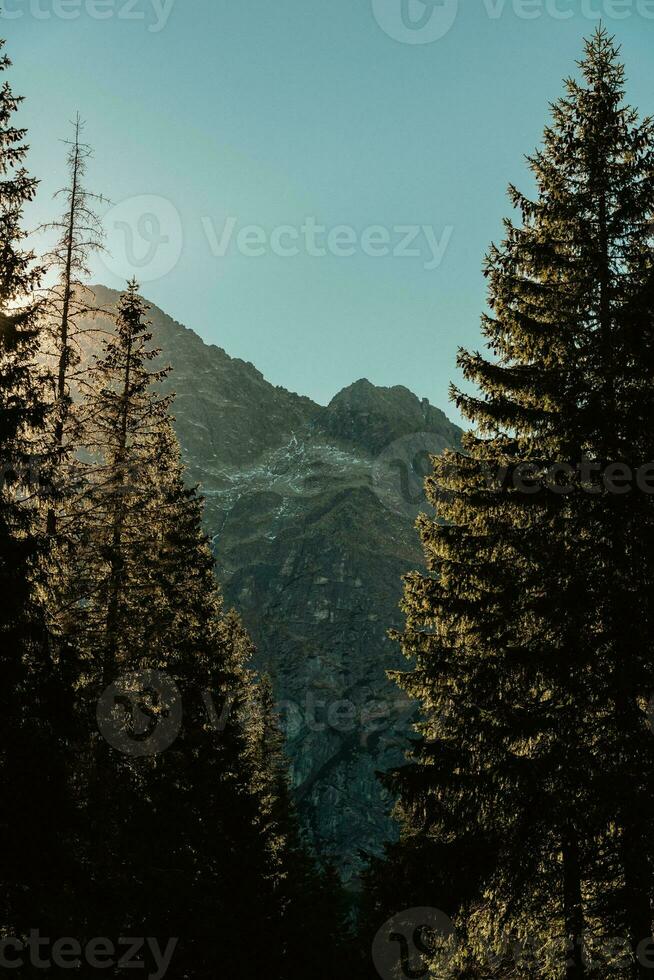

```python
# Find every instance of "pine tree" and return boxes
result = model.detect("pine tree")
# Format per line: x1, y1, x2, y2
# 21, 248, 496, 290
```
62, 281, 172, 679
58, 283, 344, 976
387, 29, 654, 979
0, 39, 45, 649
49, 282, 174, 944
0, 37, 76, 942
119, 401, 350, 979
112, 410, 279, 976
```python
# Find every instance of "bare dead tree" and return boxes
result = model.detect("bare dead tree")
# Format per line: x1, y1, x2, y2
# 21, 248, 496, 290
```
38, 114, 110, 535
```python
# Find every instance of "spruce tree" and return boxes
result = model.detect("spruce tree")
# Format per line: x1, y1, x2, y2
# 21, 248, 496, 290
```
71, 281, 172, 680
0, 37, 76, 943
117, 377, 349, 979
51, 282, 163, 945
117, 412, 280, 977
59, 282, 343, 977
387, 29, 654, 979
0, 39, 45, 655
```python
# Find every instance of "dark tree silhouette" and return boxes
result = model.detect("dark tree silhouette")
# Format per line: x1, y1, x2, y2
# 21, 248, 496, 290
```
0, 37, 77, 947
384, 29, 654, 979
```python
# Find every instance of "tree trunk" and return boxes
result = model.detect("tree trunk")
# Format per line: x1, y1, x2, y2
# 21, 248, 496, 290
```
47, 119, 80, 537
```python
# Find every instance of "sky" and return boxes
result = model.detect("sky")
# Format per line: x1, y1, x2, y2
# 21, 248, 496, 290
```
5, 0, 654, 418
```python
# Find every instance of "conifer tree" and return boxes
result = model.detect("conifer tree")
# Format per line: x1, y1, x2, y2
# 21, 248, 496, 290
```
61, 282, 172, 675
388, 29, 654, 979
59, 283, 345, 976
120, 371, 350, 980
50, 283, 176, 944
0, 37, 76, 942
113, 410, 281, 976
0, 39, 44, 648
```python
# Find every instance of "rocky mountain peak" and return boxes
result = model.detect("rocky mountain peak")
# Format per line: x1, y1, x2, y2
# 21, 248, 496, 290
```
321, 377, 461, 457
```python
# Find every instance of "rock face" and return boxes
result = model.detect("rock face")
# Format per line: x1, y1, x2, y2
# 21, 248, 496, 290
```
87, 285, 462, 881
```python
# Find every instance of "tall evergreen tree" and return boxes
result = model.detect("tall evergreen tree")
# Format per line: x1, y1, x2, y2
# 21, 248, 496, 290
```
0, 39, 45, 660
57, 282, 346, 977
66, 281, 172, 681
386, 29, 654, 980
0, 37, 76, 945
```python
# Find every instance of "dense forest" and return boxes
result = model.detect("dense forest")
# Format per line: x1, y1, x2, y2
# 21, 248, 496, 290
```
2, 25, 654, 980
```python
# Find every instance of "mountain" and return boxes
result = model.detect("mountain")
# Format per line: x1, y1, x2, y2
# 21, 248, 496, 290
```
85, 285, 463, 882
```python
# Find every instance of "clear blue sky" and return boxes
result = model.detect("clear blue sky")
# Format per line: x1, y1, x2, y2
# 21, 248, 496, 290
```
6, 1, 654, 417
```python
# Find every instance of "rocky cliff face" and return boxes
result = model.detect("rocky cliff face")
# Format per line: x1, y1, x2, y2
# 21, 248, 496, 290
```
87, 285, 462, 881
